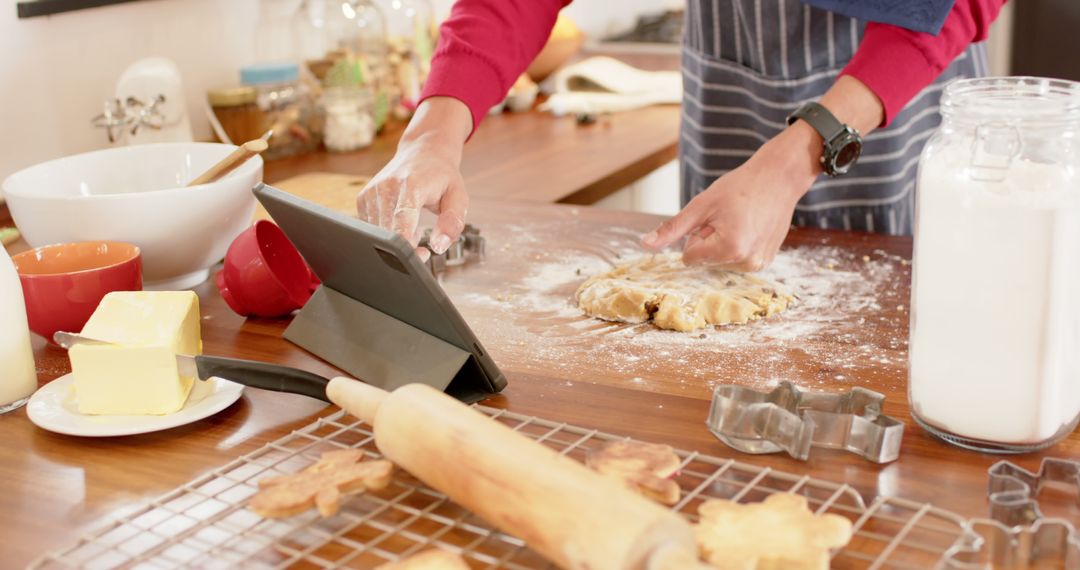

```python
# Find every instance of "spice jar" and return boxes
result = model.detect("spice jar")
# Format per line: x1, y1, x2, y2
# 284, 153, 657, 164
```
322, 85, 375, 152
909, 77, 1080, 452
240, 62, 321, 160
208, 86, 263, 144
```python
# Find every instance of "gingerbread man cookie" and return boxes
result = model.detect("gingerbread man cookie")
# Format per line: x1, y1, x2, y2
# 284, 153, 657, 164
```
585, 440, 682, 505
250, 449, 394, 518
375, 549, 471, 569
695, 493, 852, 570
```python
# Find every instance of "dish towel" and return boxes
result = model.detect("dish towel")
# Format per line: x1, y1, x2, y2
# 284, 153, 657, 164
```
539, 56, 682, 116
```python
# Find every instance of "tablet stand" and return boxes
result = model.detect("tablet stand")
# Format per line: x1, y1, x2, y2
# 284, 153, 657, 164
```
284, 286, 491, 404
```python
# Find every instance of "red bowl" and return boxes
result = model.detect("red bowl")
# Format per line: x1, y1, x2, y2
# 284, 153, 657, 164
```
216, 220, 319, 318
11, 241, 142, 341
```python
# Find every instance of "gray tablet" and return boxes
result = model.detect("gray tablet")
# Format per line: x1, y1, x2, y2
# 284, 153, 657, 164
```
253, 183, 507, 400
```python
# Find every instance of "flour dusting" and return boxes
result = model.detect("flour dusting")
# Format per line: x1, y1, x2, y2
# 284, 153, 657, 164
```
446, 220, 910, 397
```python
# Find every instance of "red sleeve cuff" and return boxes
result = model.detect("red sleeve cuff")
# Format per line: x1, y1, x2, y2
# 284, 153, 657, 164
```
420, 49, 508, 138
839, 26, 940, 127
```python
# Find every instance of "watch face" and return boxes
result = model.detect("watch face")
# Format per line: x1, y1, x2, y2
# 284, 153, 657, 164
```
830, 133, 862, 175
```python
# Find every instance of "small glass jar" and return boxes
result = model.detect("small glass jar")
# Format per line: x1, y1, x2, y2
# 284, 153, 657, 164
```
351, 0, 393, 130
207, 86, 264, 144
254, 0, 305, 65
376, 0, 435, 116
909, 77, 1080, 452
240, 62, 321, 160
300, 0, 387, 60
322, 85, 375, 152
301, 0, 391, 131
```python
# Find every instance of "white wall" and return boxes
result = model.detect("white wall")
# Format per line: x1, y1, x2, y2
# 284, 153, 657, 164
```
0, 0, 260, 183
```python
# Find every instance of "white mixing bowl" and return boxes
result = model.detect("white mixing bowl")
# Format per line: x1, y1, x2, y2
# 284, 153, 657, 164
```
3, 143, 261, 290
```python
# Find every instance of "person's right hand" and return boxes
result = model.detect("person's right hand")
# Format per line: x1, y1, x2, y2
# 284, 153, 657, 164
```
357, 97, 473, 262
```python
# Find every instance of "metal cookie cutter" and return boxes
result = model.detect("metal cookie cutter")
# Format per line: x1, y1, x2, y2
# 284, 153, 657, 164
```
988, 458, 1080, 527
418, 224, 486, 275
706, 381, 904, 463
941, 458, 1080, 569
91, 95, 167, 143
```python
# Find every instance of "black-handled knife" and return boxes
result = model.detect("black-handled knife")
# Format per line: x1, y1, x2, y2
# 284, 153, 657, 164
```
177, 353, 330, 402
54, 331, 331, 402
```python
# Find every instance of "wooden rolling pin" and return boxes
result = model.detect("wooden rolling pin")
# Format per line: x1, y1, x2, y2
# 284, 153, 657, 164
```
326, 379, 702, 570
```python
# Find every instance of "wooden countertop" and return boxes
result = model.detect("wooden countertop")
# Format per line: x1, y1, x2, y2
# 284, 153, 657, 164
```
3, 198, 1078, 567
264, 52, 681, 205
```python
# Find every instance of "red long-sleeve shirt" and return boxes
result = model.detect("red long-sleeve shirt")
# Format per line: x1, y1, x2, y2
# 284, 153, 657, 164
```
420, 0, 1006, 132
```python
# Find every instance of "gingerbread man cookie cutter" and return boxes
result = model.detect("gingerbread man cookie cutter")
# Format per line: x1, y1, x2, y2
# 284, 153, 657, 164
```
418, 224, 485, 275
705, 381, 904, 463
941, 458, 1080, 569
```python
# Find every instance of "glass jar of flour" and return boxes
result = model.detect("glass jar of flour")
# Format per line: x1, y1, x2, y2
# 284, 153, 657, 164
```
910, 77, 1080, 452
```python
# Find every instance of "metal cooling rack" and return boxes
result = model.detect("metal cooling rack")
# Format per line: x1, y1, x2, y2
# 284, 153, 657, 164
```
32, 407, 972, 569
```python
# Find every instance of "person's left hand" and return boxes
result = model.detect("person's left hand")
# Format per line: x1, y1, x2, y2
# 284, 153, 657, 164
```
641, 124, 822, 271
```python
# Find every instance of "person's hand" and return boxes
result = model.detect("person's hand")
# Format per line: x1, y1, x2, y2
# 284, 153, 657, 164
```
357, 97, 473, 262
642, 76, 885, 271
358, 134, 465, 262
641, 122, 822, 271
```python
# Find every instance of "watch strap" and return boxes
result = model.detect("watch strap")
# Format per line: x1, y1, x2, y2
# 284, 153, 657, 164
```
787, 101, 846, 143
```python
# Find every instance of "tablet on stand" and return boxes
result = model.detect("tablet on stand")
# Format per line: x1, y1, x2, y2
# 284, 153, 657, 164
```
253, 183, 507, 403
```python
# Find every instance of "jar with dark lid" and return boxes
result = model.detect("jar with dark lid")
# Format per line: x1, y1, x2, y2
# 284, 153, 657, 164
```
208, 86, 263, 145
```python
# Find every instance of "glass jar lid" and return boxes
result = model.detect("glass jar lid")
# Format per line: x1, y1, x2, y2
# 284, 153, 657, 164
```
208, 86, 258, 107
941, 76, 1080, 126
240, 62, 301, 86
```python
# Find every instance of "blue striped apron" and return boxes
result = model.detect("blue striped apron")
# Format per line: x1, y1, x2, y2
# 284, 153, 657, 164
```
681, 0, 990, 235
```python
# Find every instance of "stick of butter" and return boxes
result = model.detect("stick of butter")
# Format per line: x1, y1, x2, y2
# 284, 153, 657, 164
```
70, 291, 202, 415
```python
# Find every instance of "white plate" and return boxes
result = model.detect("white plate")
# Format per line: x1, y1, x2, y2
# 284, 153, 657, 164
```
27, 373, 244, 437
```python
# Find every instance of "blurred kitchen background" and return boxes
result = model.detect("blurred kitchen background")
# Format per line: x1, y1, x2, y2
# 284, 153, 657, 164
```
0, 0, 1065, 215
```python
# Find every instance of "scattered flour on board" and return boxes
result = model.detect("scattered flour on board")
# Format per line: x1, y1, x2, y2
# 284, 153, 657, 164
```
451, 227, 909, 396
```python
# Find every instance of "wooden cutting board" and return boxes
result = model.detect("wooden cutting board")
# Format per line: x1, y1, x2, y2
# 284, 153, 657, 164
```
256, 172, 370, 221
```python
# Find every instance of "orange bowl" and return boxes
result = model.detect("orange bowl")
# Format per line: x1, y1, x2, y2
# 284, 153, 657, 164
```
11, 241, 142, 342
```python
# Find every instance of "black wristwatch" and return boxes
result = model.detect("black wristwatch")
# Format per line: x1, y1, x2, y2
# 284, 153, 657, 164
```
786, 102, 862, 177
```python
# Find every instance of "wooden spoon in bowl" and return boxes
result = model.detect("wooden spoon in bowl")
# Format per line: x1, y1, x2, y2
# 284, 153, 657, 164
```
187, 133, 271, 187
